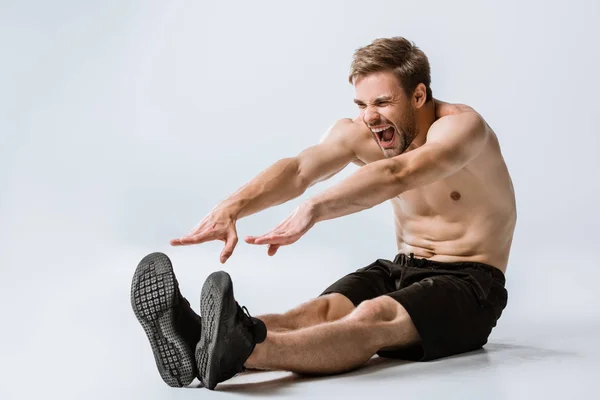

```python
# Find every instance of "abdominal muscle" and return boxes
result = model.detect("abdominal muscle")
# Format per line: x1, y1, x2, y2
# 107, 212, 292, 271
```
391, 137, 516, 273
393, 199, 515, 273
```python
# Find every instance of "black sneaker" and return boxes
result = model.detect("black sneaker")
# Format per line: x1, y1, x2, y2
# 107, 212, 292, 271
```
130, 252, 202, 387
196, 271, 267, 390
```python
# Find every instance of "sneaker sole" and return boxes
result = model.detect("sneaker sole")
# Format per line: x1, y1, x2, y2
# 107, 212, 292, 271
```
130, 252, 197, 387
196, 271, 232, 390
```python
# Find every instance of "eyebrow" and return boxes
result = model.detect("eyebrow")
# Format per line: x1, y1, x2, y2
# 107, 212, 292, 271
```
353, 96, 392, 104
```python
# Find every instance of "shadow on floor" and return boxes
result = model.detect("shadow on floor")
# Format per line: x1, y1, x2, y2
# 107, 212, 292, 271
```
208, 341, 578, 394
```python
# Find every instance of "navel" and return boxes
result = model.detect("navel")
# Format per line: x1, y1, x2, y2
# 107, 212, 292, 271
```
450, 191, 461, 201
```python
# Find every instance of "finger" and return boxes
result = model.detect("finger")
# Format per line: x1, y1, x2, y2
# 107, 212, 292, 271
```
256, 227, 287, 241
175, 230, 219, 246
255, 234, 291, 245
250, 218, 290, 241
267, 244, 280, 256
220, 230, 238, 264
252, 235, 278, 244
244, 236, 259, 244
171, 237, 196, 246
246, 230, 278, 244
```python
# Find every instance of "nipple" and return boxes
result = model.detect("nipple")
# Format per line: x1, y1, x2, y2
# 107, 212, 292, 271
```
450, 191, 461, 201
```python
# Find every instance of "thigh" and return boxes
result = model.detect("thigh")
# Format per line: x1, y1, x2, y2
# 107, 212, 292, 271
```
381, 270, 508, 361
319, 259, 397, 307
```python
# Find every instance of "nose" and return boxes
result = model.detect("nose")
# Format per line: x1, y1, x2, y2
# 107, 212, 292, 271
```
363, 106, 380, 127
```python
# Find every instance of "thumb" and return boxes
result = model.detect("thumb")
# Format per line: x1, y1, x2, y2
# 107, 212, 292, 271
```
220, 228, 238, 263
267, 244, 280, 256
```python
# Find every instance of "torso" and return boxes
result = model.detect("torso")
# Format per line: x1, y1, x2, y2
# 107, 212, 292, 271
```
349, 100, 517, 273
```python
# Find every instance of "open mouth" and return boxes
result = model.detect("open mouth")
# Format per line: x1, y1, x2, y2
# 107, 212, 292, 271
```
372, 125, 397, 148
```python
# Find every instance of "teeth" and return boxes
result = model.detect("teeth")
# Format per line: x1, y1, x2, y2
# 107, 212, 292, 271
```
371, 126, 391, 133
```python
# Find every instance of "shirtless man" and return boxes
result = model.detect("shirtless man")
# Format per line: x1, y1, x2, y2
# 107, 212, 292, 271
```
130, 36, 516, 390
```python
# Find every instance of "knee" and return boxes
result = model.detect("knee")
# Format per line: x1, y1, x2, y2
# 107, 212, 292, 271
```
317, 293, 355, 322
350, 296, 406, 324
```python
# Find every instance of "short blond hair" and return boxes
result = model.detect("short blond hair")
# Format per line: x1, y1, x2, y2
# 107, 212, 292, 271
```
349, 37, 433, 102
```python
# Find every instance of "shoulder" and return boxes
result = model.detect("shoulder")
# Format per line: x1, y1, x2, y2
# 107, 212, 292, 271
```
429, 101, 488, 143
323, 117, 370, 137
434, 99, 480, 118
320, 117, 372, 148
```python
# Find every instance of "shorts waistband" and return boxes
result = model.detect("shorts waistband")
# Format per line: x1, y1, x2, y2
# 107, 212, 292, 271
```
393, 253, 505, 283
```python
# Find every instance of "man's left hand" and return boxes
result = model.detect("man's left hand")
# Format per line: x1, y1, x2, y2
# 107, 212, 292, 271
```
245, 201, 318, 256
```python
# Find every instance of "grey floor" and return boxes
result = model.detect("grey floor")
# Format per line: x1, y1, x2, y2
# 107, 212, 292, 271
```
2, 249, 598, 400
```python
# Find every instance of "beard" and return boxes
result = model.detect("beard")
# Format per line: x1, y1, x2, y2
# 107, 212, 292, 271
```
383, 106, 417, 158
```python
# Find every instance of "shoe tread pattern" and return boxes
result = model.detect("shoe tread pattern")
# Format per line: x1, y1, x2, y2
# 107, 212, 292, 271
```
131, 252, 196, 387
196, 271, 231, 390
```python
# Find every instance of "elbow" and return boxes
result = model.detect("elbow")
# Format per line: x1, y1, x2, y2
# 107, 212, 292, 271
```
289, 158, 311, 193
385, 159, 411, 193
296, 173, 311, 193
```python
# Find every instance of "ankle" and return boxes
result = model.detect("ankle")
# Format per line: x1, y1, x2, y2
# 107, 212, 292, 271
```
244, 334, 271, 369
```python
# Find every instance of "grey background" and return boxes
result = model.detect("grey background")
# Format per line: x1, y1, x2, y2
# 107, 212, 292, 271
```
1, 0, 599, 399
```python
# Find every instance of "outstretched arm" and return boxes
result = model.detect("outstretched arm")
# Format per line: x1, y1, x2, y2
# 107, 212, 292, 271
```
171, 118, 357, 261
249, 112, 488, 247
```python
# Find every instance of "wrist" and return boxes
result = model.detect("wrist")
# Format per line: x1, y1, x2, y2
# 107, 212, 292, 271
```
212, 201, 242, 220
306, 198, 323, 224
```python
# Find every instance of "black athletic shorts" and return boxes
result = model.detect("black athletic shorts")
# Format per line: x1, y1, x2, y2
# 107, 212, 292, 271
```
319, 252, 508, 361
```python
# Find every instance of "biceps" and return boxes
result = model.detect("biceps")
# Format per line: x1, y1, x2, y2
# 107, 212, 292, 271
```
393, 144, 469, 191
296, 144, 355, 187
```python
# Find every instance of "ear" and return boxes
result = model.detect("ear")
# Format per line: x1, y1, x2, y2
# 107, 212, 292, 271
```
412, 83, 428, 109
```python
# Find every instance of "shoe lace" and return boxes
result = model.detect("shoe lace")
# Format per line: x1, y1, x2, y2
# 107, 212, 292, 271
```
236, 302, 255, 328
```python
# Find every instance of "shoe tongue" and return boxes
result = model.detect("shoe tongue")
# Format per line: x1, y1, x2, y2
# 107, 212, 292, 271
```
250, 317, 267, 344
236, 303, 267, 343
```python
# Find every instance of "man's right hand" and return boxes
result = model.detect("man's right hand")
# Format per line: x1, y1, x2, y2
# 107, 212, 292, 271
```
170, 208, 239, 264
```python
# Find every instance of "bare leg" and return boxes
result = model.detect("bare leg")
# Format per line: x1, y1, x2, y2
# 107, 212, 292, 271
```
256, 293, 355, 333
245, 294, 355, 371
245, 295, 420, 375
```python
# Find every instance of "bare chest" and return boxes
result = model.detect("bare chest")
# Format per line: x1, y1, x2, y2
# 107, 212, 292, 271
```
392, 174, 478, 222
355, 132, 515, 230
353, 141, 488, 221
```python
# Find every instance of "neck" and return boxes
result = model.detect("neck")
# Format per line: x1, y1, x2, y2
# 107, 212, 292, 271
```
410, 99, 437, 149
